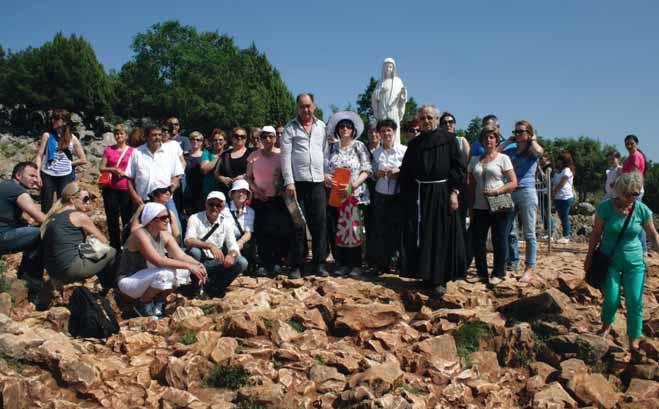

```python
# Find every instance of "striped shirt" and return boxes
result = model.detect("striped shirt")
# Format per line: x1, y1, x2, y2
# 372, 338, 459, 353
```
42, 138, 76, 177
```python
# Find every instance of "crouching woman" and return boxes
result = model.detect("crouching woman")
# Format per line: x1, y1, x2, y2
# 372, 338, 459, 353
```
41, 182, 117, 293
117, 202, 207, 317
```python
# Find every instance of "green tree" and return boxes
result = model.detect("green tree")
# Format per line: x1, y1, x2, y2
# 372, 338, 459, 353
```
464, 116, 482, 144
115, 21, 294, 132
643, 161, 658, 212
0, 33, 112, 117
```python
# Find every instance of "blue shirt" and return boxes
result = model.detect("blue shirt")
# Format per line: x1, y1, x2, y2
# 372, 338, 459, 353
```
504, 146, 538, 189
470, 139, 516, 157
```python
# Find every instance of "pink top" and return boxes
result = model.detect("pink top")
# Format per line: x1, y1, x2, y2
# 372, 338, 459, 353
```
102, 145, 134, 190
622, 151, 645, 176
248, 150, 281, 199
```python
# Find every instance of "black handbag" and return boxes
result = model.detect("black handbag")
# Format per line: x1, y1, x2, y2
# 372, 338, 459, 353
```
586, 201, 635, 289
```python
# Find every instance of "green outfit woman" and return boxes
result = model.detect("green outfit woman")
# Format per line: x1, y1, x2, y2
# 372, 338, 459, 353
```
585, 171, 659, 358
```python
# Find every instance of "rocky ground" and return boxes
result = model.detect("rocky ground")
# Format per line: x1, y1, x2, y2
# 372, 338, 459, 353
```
0, 234, 657, 408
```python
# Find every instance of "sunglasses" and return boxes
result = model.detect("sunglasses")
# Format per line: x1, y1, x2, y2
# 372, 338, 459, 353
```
234, 134, 247, 139
152, 187, 172, 195
408, 128, 420, 133
155, 215, 170, 222
206, 201, 224, 208
440, 120, 456, 126
338, 123, 354, 130
190, 138, 203, 142
80, 195, 92, 203
276, 132, 284, 136
514, 129, 529, 135
260, 133, 276, 140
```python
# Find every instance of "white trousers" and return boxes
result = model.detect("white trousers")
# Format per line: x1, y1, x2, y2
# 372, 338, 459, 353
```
118, 268, 191, 299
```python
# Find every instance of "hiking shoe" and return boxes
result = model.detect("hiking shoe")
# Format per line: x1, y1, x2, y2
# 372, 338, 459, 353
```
489, 276, 504, 285
256, 267, 268, 277
556, 237, 570, 244
317, 264, 330, 277
348, 268, 364, 278
133, 300, 158, 318
288, 268, 302, 279
334, 266, 350, 277
272, 265, 283, 275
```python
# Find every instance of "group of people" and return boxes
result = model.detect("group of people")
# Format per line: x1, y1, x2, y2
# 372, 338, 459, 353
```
0, 100, 656, 358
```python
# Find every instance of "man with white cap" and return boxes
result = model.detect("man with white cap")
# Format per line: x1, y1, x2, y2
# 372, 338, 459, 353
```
281, 93, 329, 277
184, 191, 248, 295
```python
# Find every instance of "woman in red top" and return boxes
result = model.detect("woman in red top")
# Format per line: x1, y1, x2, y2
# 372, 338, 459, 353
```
622, 134, 648, 254
99, 124, 135, 249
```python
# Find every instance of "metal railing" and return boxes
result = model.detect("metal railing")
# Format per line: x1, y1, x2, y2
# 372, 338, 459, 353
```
536, 167, 552, 253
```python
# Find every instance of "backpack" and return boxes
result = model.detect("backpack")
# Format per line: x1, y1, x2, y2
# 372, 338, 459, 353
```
68, 287, 120, 339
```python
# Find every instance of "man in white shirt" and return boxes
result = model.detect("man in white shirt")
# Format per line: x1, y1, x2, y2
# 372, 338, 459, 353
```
184, 191, 247, 296
280, 93, 329, 278
126, 126, 185, 233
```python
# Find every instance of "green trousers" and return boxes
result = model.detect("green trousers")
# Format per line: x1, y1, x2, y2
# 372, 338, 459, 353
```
600, 252, 645, 338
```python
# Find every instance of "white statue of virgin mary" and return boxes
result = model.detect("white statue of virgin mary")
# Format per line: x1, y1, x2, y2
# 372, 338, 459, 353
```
371, 58, 407, 145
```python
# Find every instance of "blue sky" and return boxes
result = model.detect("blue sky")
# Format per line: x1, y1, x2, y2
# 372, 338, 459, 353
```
1, 0, 658, 160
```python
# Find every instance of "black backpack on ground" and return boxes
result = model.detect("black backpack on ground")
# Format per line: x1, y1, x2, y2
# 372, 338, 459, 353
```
68, 287, 120, 339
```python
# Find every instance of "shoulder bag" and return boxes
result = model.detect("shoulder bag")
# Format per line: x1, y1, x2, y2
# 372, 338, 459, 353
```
97, 147, 129, 187
481, 157, 514, 213
586, 201, 635, 289
79, 235, 113, 262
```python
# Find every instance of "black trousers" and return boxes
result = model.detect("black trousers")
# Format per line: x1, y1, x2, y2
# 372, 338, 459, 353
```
327, 205, 363, 269
102, 187, 134, 250
371, 192, 401, 269
294, 181, 327, 267
252, 197, 299, 270
40, 172, 73, 213
472, 209, 510, 278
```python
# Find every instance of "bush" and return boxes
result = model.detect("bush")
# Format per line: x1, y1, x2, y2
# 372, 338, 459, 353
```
454, 321, 492, 362
203, 364, 250, 389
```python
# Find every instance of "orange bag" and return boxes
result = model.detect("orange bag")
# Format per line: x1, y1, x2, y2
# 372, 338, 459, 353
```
328, 168, 351, 207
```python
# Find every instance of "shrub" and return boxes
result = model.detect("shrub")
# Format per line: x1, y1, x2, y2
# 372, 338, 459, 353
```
180, 331, 197, 345
454, 321, 492, 362
203, 364, 250, 389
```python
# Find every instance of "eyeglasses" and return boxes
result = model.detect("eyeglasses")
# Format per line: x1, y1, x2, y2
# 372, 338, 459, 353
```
213, 139, 225, 143
190, 138, 203, 142
440, 120, 456, 126
419, 116, 436, 121
155, 215, 170, 222
408, 128, 420, 133
514, 129, 529, 135
234, 134, 247, 139
206, 201, 224, 208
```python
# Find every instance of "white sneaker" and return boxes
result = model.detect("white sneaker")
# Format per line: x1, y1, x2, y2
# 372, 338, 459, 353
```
556, 237, 570, 244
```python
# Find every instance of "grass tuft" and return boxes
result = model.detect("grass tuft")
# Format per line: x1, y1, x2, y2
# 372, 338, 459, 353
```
454, 320, 492, 362
288, 319, 305, 333
180, 331, 197, 345
203, 364, 250, 389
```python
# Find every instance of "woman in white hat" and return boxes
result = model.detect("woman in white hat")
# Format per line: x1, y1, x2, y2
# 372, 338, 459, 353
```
324, 111, 372, 277
127, 180, 181, 243
118, 202, 207, 318
228, 179, 256, 271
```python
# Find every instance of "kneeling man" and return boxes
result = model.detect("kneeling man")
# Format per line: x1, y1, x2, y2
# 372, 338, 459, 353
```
184, 191, 247, 296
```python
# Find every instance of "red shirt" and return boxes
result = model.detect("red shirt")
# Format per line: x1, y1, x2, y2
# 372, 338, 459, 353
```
102, 145, 134, 190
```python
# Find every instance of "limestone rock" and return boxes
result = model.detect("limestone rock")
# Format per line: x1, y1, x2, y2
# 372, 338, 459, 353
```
334, 302, 405, 333
625, 378, 659, 401
498, 288, 573, 320
569, 373, 620, 409
532, 382, 577, 409
349, 360, 404, 397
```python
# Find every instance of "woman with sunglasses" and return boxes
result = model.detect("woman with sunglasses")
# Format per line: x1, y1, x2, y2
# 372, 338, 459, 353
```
214, 127, 254, 196
118, 202, 207, 318
128, 182, 181, 244
34, 109, 88, 213
40, 182, 116, 305
498, 120, 544, 283
405, 119, 421, 143
201, 129, 227, 196
585, 171, 659, 361
182, 131, 206, 215
324, 111, 372, 277
439, 112, 469, 164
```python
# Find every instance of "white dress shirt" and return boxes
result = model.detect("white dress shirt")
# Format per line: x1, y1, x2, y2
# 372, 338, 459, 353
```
185, 210, 240, 258
372, 144, 407, 195
125, 143, 185, 200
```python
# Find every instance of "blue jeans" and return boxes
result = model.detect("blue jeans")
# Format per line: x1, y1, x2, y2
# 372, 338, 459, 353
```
472, 209, 510, 278
508, 188, 537, 268
507, 217, 519, 268
554, 197, 574, 238
0, 226, 44, 296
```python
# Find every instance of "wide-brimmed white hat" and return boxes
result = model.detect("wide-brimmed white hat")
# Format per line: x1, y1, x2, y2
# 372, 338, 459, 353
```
230, 179, 251, 196
326, 111, 364, 139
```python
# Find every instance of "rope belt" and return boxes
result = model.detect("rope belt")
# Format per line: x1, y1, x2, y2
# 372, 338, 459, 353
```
416, 178, 448, 247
